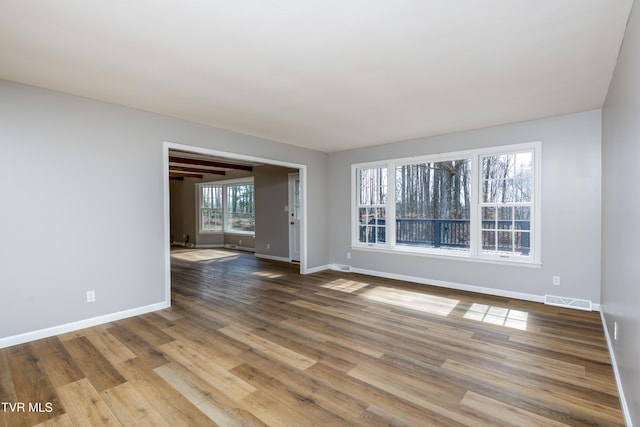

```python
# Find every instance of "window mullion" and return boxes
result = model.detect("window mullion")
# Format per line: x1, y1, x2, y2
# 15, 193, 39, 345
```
387, 162, 396, 249
470, 153, 480, 257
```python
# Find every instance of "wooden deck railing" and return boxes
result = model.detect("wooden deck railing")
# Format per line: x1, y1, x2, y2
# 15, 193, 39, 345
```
361, 218, 530, 254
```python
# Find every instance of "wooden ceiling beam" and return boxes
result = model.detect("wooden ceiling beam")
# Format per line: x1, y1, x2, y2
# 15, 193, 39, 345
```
170, 172, 203, 179
169, 156, 253, 172
169, 165, 225, 175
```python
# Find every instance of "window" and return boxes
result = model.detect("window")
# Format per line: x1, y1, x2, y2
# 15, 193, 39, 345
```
395, 159, 471, 251
226, 184, 255, 232
480, 152, 533, 257
352, 143, 540, 264
357, 167, 387, 244
200, 184, 223, 231
198, 179, 255, 234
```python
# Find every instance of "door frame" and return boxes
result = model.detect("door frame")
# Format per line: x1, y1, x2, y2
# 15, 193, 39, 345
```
163, 141, 308, 305
288, 172, 301, 262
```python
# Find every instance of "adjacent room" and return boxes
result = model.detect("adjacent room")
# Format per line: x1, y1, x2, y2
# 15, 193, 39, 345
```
1, 1, 638, 426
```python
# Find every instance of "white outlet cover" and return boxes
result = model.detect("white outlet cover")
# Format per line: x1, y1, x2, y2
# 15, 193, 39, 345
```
86, 290, 96, 302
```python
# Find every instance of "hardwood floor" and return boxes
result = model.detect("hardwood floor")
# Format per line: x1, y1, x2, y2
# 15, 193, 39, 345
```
1, 248, 624, 426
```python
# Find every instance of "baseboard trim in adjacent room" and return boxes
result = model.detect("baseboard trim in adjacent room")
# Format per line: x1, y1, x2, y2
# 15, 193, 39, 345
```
0, 301, 170, 349
600, 310, 633, 427
304, 264, 331, 274
223, 244, 255, 252
254, 253, 291, 263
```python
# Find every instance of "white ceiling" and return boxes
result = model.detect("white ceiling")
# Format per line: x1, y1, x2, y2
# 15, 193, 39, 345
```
0, 1, 633, 152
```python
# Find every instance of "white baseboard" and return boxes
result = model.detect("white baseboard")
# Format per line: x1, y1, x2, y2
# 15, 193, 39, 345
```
223, 244, 255, 252
0, 301, 170, 349
328, 264, 602, 311
600, 310, 633, 427
342, 265, 544, 304
304, 264, 331, 274
255, 253, 290, 263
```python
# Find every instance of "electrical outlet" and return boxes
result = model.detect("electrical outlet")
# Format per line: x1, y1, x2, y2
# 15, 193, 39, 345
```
347, 252, 351, 260
86, 290, 96, 303
266, 243, 270, 249
552, 276, 560, 286
239, 239, 242, 245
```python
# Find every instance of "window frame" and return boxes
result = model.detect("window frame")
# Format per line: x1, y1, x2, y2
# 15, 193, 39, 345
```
355, 165, 389, 246
225, 182, 255, 234
199, 183, 223, 233
351, 142, 541, 266
197, 177, 255, 235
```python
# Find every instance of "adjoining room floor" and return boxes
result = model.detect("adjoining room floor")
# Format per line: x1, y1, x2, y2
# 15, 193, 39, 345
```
1, 249, 624, 426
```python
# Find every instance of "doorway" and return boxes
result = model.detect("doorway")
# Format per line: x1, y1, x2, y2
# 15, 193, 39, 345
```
288, 172, 301, 262
163, 141, 308, 305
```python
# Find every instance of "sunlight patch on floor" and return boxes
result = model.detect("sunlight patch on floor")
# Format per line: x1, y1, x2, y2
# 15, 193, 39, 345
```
320, 278, 370, 293
170, 249, 240, 263
252, 270, 286, 279
464, 303, 528, 330
361, 286, 459, 316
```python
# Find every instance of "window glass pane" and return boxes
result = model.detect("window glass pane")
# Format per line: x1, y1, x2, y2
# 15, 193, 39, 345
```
514, 231, 530, 254
482, 207, 495, 229
514, 206, 530, 221
358, 207, 385, 244
395, 159, 471, 250
482, 230, 495, 248
293, 178, 301, 219
497, 206, 513, 222
201, 209, 222, 231
497, 231, 513, 252
482, 152, 533, 203
358, 208, 369, 225
226, 184, 255, 232
359, 167, 387, 205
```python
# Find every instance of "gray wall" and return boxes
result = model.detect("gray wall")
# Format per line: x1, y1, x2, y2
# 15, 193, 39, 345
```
254, 165, 298, 259
0, 80, 328, 340
169, 177, 198, 244
328, 110, 602, 303
602, 1, 640, 424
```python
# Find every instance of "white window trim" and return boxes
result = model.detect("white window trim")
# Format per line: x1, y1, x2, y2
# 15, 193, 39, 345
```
197, 177, 255, 235
198, 183, 223, 234
351, 142, 541, 266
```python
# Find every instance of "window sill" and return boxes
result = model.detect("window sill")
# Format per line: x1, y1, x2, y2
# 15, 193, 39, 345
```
225, 231, 256, 237
351, 244, 541, 268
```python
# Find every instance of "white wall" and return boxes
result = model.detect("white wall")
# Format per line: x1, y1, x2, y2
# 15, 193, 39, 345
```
328, 110, 602, 303
602, 1, 640, 424
0, 80, 328, 343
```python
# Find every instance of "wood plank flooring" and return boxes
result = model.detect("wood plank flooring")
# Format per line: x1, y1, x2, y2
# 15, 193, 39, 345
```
0, 248, 624, 426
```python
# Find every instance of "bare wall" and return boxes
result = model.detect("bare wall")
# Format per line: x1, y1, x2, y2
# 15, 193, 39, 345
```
602, 1, 640, 424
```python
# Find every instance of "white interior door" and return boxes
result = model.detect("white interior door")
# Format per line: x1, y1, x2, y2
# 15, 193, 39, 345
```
288, 172, 301, 262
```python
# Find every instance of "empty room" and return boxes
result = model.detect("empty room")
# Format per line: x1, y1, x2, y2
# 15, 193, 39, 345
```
1, 1, 638, 426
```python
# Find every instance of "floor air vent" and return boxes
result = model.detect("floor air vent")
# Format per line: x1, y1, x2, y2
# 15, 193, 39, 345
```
544, 295, 592, 311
